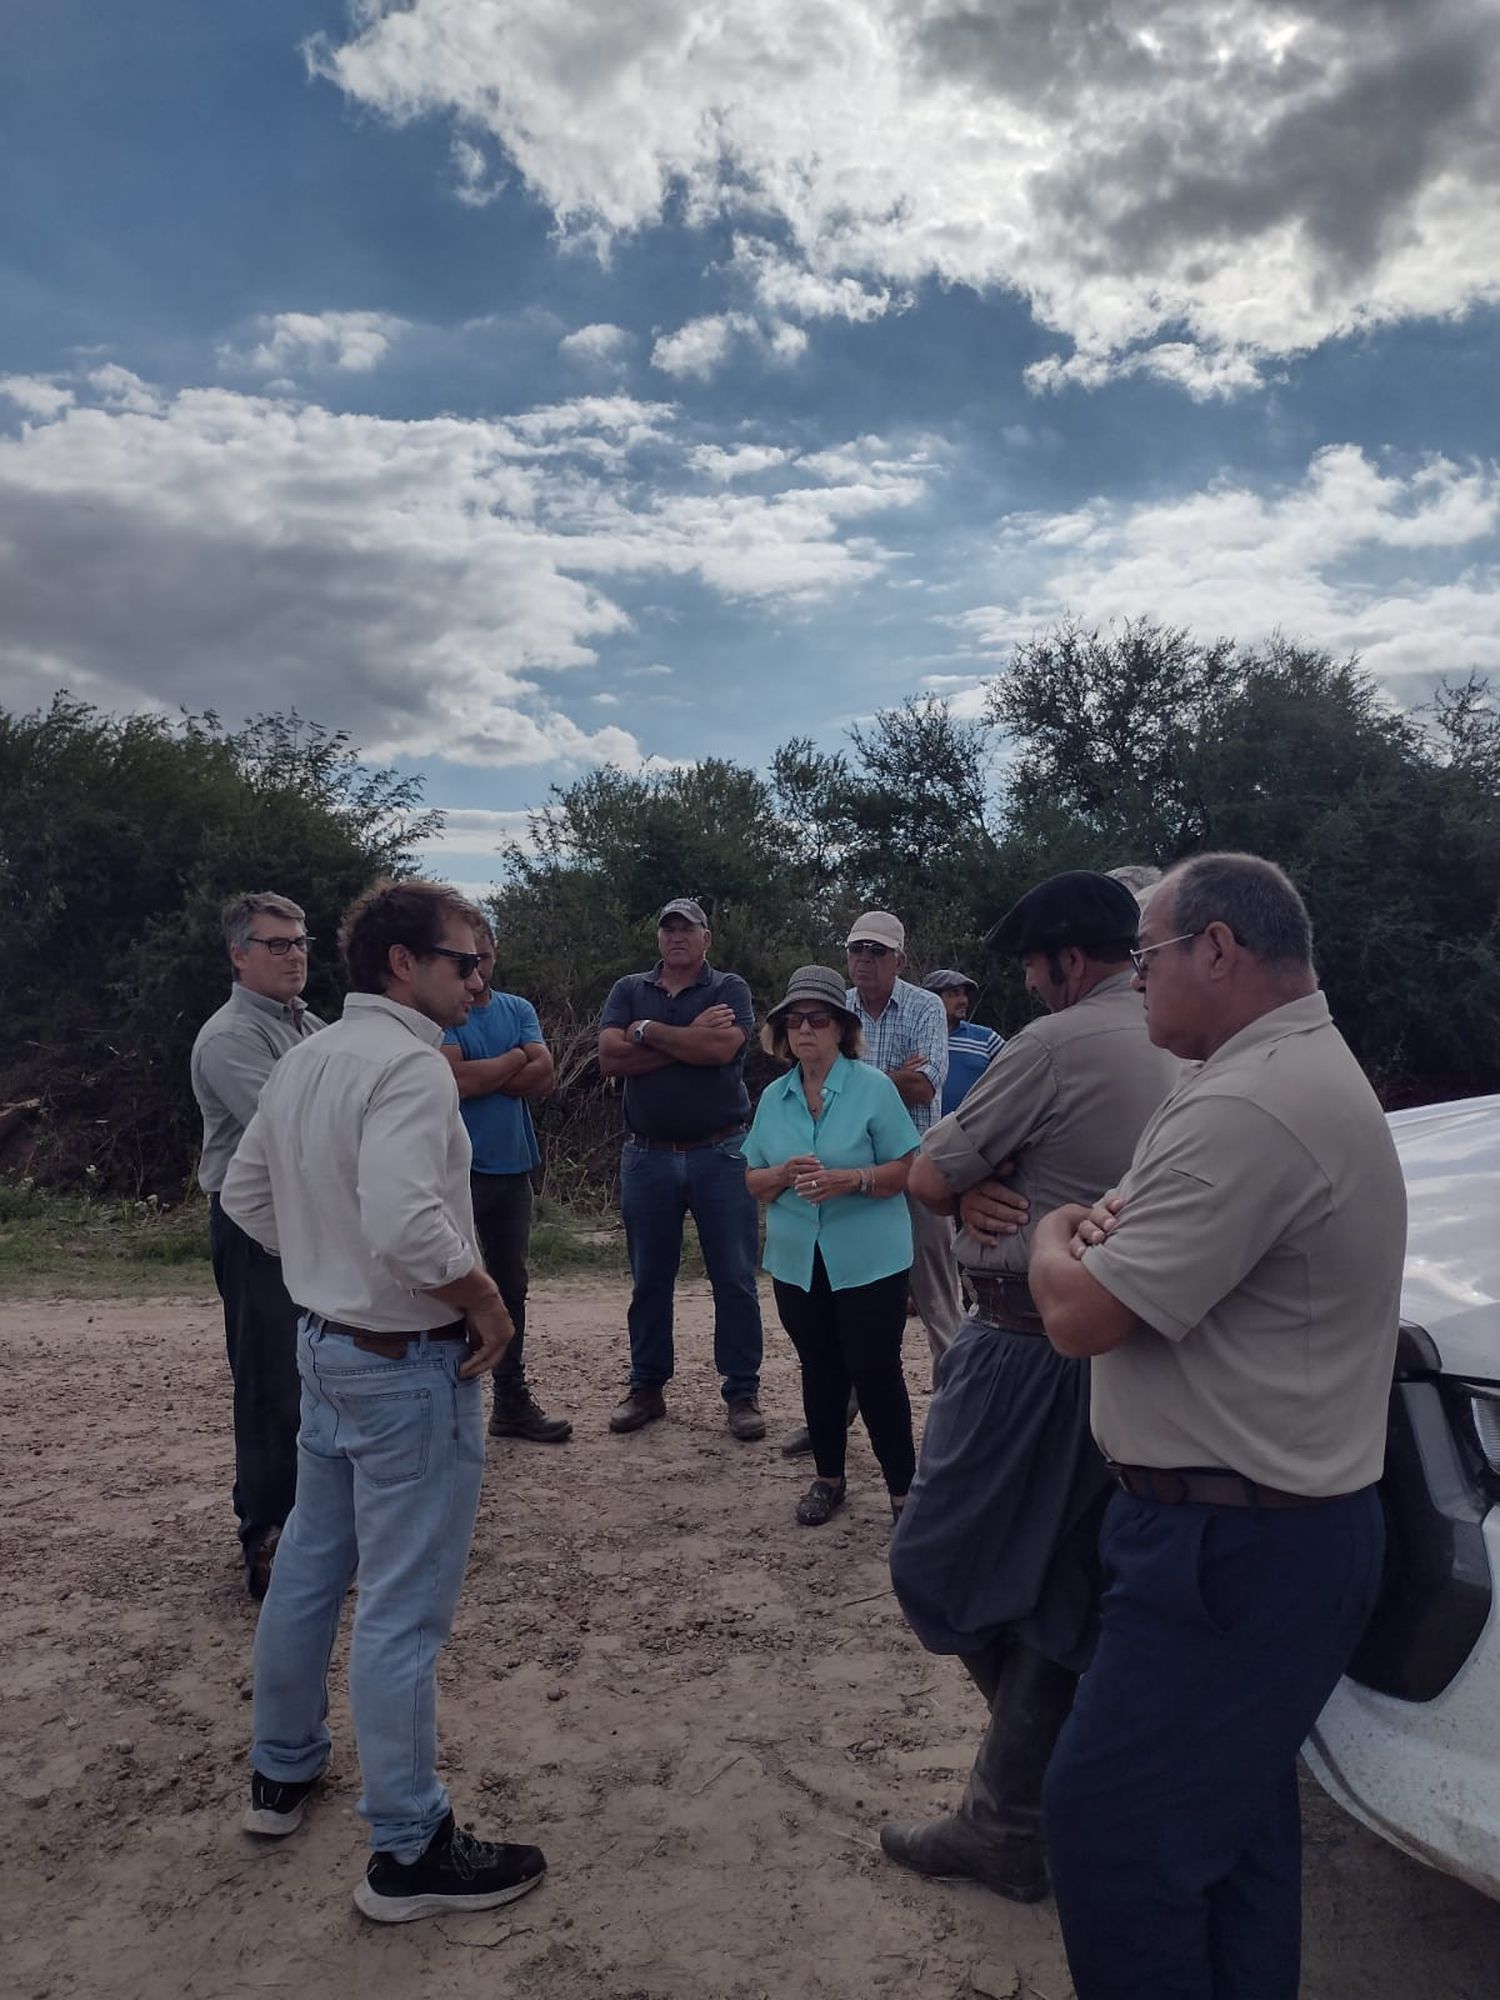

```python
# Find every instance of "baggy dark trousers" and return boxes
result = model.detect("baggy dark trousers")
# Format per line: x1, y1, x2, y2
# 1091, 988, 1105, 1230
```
1042, 1484, 1384, 2000
208, 1194, 301, 1567
468, 1168, 533, 1400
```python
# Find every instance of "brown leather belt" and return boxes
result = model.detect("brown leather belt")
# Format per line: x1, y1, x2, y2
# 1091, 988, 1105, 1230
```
968, 1272, 1046, 1335
1110, 1463, 1338, 1510
312, 1313, 468, 1360
626, 1124, 747, 1153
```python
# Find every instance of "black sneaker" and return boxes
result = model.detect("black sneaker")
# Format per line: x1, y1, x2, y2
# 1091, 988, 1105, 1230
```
354, 1811, 547, 1924
242, 1768, 320, 1837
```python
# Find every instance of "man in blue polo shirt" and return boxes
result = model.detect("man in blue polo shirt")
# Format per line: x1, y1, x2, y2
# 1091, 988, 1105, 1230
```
443, 922, 571, 1443
597, 898, 765, 1442
925, 970, 1004, 1116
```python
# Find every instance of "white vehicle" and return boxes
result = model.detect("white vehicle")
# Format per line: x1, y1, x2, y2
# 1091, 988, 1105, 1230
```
1304, 1094, 1500, 1901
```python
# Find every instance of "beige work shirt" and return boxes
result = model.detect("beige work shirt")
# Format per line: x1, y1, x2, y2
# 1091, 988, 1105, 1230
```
920, 972, 1183, 1276
220, 992, 479, 1334
1084, 992, 1406, 1496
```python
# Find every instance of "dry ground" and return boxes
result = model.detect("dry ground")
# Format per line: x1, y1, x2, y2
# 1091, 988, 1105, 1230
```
3, 1281, 1499, 2000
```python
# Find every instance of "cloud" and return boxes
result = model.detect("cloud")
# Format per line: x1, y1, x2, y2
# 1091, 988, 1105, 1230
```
559, 321, 632, 365
450, 134, 506, 207
86, 365, 165, 414
228, 310, 410, 376
956, 444, 1500, 697
689, 444, 794, 481
0, 375, 930, 765
625, 662, 673, 677
313, 0, 1500, 393
0, 376, 74, 419
651, 314, 750, 379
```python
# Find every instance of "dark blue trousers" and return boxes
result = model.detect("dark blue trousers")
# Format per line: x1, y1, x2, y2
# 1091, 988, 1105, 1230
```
1042, 1486, 1384, 2000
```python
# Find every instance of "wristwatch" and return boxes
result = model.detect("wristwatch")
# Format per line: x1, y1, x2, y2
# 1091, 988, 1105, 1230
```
631, 1020, 650, 1046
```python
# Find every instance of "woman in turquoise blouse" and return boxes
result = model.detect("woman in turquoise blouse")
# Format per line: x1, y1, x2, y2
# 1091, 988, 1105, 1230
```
744, 966, 920, 1526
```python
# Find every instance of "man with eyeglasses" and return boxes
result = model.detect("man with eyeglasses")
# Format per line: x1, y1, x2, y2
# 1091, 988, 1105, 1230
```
1027, 853, 1406, 2000
883, 871, 1180, 1907
191, 891, 324, 1598
221, 879, 549, 1924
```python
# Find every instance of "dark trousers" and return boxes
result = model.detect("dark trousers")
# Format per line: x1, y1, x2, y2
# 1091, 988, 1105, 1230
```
469, 1169, 533, 1401
772, 1254, 915, 1495
1042, 1485, 1385, 2000
208, 1195, 301, 1566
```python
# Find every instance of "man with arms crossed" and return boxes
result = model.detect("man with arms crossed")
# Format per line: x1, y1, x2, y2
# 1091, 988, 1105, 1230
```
1030, 853, 1405, 2000
443, 920, 571, 1443
599, 898, 765, 1440
190, 891, 323, 1598
222, 880, 547, 1924
884, 871, 1179, 1903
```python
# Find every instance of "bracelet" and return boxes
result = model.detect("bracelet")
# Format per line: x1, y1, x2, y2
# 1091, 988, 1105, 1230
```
858, 1168, 875, 1196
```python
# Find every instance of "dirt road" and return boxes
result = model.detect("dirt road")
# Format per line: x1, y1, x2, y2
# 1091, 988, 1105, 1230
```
3, 1283, 1497, 1999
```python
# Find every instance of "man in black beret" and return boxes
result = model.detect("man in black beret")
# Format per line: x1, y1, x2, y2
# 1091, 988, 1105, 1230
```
882, 869, 1181, 1905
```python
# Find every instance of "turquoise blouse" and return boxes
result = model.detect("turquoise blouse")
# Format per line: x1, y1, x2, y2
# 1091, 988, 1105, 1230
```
743, 1053, 919, 1292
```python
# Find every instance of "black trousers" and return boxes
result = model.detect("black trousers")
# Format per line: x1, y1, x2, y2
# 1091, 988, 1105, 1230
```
1042, 1485, 1384, 2000
207, 1195, 301, 1565
772, 1254, 915, 1494
469, 1169, 533, 1399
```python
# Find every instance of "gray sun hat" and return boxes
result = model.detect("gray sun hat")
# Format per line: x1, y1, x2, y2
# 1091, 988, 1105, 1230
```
924, 968, 978, 995
766, 964, 856, 1022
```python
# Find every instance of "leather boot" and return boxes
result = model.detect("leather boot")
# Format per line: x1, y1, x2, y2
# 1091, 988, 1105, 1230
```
881, 1639, 1077, 1903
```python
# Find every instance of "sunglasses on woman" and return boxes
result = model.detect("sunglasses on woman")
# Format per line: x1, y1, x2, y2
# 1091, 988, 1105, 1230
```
784, 1009, 835, 1030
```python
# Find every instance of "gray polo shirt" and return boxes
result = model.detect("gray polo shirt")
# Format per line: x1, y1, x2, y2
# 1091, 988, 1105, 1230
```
1083, 991, 1406, 1496
920, 972, 1182, 1276
191, 984, 324, 1194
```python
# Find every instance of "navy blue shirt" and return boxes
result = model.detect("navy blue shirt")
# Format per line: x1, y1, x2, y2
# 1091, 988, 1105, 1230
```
600, 961, 754, 1142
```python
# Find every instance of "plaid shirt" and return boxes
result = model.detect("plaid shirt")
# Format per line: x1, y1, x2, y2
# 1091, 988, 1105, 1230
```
845, 977, 950, 1133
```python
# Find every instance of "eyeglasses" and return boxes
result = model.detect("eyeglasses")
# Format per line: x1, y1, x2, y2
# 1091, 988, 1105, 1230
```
426, 945, 483, 978
1128, 931, 1202, 977
848, 941, 892, 958
246, 933, 312, 957
783, 1009, 835, 1030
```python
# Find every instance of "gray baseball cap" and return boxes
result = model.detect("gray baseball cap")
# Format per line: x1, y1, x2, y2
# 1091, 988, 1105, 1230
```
658, 898, 709, 926
924, 968, 978, 995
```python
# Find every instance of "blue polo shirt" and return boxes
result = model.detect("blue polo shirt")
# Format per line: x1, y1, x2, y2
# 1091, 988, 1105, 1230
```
442, 989, 543, 1176
744, 1054, 919, 1292
940, 1019, 1005, 1116
599, 960, 754, 1143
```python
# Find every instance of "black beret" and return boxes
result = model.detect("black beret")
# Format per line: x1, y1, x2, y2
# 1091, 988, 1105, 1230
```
984, 870, 1142, 959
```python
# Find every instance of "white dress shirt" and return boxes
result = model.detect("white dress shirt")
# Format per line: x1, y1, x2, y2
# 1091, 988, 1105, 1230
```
221, 992, 480, 1333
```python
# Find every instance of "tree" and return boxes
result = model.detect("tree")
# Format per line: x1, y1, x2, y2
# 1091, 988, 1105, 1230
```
0, 696, 438, 1194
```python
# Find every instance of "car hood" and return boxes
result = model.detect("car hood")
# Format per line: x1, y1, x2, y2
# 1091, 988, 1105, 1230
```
1390, 1095, 1500, 1383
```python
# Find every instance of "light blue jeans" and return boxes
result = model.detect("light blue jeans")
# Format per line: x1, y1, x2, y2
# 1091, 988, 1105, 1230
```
249, 1316, 485, 1860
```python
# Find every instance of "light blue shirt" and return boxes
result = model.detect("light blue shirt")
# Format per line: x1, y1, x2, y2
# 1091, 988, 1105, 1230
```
744, 1053, 920, 1292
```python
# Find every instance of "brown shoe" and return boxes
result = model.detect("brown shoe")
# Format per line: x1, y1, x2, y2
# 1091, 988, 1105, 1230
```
489, 1389, 573, 1443
726, 1395, 766, 1442
609, 1385, 666, 1434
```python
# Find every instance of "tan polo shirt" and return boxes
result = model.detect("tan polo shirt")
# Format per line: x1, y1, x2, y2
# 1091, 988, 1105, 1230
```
1084, 991, 1406, 1496
920, 972, 1183, 1276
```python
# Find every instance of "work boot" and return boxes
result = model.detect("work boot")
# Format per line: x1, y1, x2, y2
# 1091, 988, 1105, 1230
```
489, 1387, 573, 1443
726, 1395, 767, 1441
609, 1385, 666, 1433
780, 1389, 859, 1457
880, 1639, 1077, 1903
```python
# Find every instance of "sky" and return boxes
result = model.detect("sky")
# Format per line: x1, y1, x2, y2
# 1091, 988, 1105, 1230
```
4, 0, 1499, 892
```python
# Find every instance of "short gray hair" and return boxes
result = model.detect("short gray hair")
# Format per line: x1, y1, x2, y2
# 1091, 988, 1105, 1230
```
222, 891, 306, 955
1165, 853, 1313, 969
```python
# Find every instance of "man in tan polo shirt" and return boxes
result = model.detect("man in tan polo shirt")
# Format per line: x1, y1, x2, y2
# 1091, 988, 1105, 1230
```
883, 870, 1180, 1905
1029, 852, 1405, 2000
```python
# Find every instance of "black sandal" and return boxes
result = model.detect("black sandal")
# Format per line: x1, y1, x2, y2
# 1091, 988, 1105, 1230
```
796, 1478, 846, 1527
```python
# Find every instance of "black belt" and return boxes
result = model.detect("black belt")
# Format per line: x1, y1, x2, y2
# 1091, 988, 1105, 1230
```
968, 1272, 1045, 1335
626, 1125, 747, 1153
1110, 1463, 1340, 1510
310, 1312, 468, 1359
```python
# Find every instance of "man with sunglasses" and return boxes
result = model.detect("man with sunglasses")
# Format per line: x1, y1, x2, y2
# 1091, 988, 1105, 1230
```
191, 891, 324, 1598
598, 897, 765, 1440
1028, 853, 1405, 2000
222, 880, 548, 1924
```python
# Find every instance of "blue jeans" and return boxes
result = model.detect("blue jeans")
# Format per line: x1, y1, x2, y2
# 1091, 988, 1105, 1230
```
249, 1317, 485, 1861
1042, 1486, 1384, 2000
620, 1136, 763, 1400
